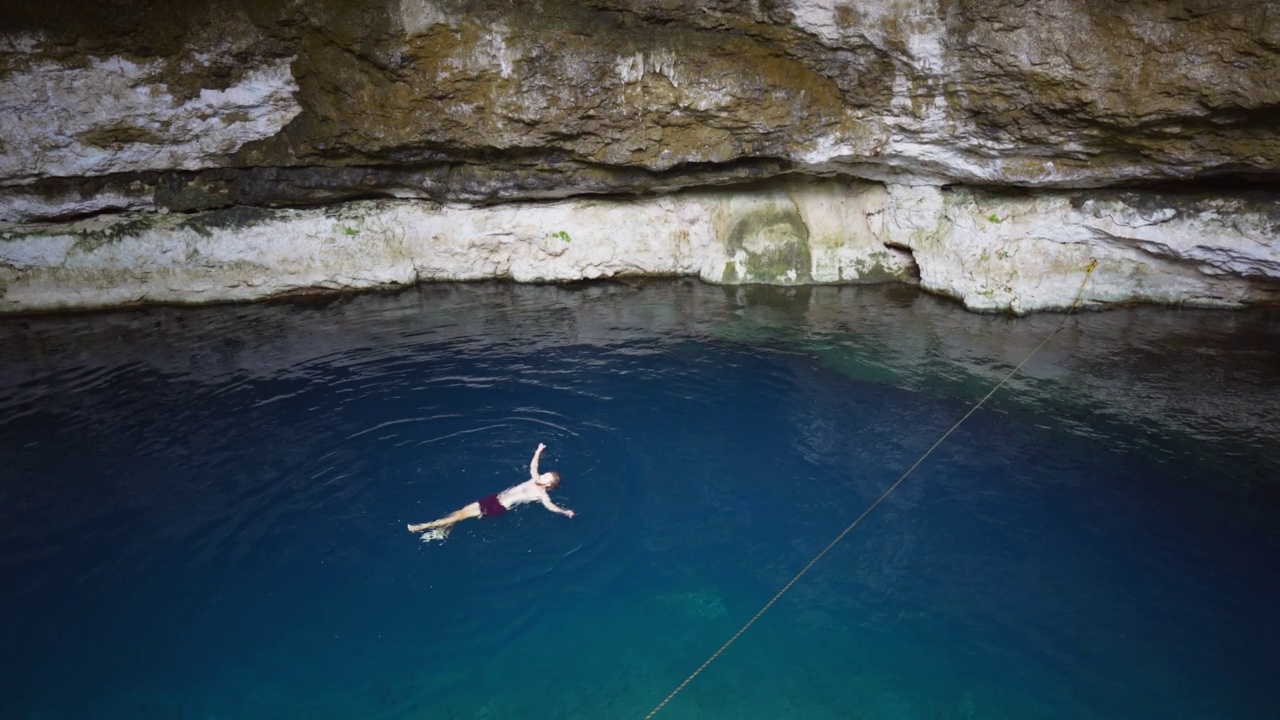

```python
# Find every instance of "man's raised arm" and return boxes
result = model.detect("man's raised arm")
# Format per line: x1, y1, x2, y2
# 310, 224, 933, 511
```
530, 442, 546, 478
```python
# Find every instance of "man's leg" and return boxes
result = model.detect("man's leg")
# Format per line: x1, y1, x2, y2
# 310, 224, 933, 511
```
407, 502, 482, 532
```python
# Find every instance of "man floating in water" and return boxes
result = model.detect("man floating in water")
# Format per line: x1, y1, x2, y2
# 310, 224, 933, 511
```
407, 443, 575, 541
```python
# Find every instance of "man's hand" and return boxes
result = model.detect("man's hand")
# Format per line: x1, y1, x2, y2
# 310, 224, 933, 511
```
563, 509, 575, 518
537, 443, 546, 453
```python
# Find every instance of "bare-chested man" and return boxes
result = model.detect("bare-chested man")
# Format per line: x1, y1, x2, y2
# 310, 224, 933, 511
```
407, 443, 574, 541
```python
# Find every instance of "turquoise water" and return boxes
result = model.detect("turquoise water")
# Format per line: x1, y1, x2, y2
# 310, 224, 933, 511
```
1, 281, 1277, 720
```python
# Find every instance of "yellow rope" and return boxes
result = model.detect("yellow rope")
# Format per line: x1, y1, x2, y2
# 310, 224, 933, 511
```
643, 259, 1099, 719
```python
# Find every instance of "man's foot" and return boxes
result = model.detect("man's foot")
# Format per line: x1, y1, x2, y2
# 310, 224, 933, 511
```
407, 523, 430, 532
419, 527, 450, 542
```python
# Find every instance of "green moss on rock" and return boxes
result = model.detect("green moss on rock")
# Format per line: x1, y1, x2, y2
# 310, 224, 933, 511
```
176, 206, 286, 237
71, 214, 165, 254
723, 201, 813, 285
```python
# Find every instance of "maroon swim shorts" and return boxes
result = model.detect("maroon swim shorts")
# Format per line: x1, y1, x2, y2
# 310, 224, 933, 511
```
477, 493, 507, 518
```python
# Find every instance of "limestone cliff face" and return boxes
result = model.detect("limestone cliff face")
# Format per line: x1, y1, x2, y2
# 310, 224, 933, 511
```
1, 0, 1278, 313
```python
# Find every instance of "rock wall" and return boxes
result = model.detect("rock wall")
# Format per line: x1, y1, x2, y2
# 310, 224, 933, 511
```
5, 179, 1274, 313
1, 0, 1278, 313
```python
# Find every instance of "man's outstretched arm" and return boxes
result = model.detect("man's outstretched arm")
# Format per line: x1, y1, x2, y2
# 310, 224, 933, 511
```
540, 495, 575, 518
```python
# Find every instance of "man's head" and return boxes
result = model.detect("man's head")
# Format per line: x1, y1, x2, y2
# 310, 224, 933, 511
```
537, 471, 561, 489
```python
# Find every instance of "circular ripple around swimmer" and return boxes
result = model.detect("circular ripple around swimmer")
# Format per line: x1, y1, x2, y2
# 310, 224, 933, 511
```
420, 412, 637, 595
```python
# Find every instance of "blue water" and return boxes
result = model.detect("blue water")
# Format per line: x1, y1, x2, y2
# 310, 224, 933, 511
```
2, 281, 1277, 720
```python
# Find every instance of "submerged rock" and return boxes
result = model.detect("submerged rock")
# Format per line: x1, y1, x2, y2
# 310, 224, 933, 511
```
656, 590, 726, 619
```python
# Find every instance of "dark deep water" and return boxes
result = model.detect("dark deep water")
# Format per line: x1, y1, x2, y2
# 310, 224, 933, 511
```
1, 280, 1277, 720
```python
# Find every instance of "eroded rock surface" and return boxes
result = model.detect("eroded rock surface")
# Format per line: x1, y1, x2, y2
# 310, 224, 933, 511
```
1, 0, 1277, 312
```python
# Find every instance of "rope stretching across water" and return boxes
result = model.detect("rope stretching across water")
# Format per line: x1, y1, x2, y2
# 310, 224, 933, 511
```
643, 260, 1099, 720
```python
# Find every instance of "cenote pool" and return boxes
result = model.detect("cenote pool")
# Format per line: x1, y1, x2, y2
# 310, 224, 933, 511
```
1, 280, 1277, 720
